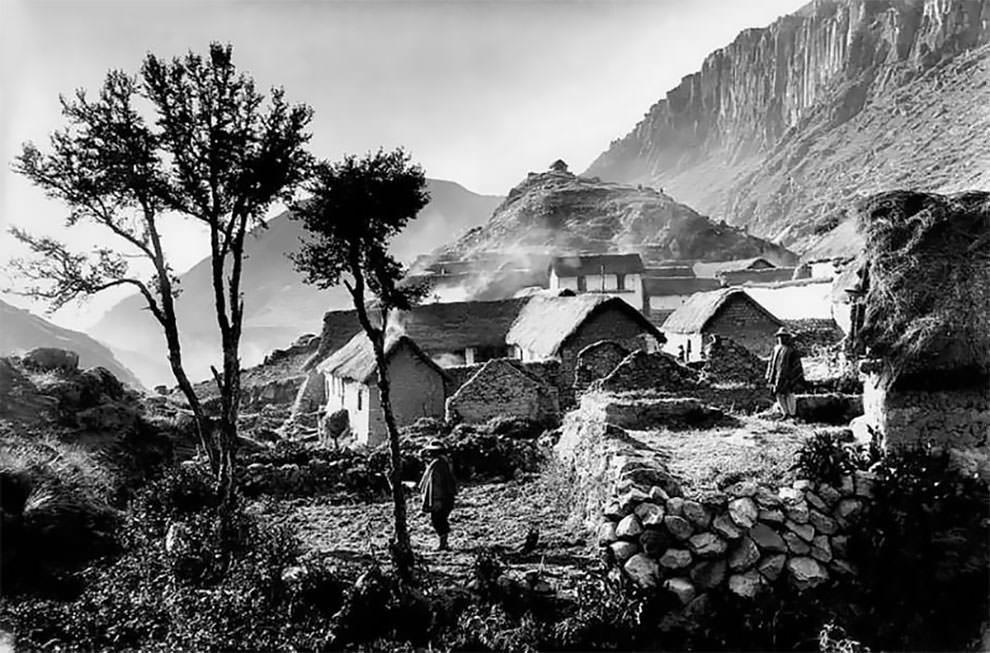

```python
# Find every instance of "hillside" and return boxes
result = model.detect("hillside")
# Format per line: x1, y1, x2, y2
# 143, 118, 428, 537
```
88, 179, 502, 387
585, 0, 990, 255
0, 299, 142, 389
432, 168, 797, 264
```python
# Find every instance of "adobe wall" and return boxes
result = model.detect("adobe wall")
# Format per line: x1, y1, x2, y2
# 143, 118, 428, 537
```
445, 359, 563, 396
445, 360, 559, 425
704, 300, 780, 357
556, 392, 873, 605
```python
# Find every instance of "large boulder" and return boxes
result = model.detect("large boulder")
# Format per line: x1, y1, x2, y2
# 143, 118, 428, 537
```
22, 348, 79, 373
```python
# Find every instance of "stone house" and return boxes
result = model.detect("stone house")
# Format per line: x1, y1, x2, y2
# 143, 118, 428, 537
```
317, 333, 448, 447
642, 276, 721, 321
506, 293, 665, 394
547, 253, 645, 313
445, 358, 559, 425
661, 288, 783, 361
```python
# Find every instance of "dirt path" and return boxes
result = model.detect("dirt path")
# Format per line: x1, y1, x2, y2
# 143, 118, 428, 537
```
284, 473, 593, 591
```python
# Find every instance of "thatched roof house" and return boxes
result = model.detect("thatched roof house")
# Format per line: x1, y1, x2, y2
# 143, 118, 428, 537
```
661, 288, 783, 359
662, 288, 781, 334
317, 333, 448, 447
390, 298, 528, 357
506, 294, 663, 360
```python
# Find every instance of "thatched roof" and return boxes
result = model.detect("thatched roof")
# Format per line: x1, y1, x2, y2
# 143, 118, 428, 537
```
694, 257, 775, 278
853, 190, 990, 376
303, 309, 363, 371
643, 276, 721, 297
317, 333, 446, 384
506, 294, 664, 358
390, 298, 528, 353
661, 288, 782, 334
549, 253, 644, 277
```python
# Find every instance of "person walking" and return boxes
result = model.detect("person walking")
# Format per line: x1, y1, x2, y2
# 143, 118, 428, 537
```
418, 440, 457, 551
765, 327, 804, 417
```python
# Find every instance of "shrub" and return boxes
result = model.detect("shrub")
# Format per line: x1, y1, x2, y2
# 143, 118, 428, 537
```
842, 444, 990, 651
791, 430, 875, 485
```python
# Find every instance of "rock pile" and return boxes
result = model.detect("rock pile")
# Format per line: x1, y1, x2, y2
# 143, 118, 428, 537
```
591, 351, 700, 394
597, 473, 876, 604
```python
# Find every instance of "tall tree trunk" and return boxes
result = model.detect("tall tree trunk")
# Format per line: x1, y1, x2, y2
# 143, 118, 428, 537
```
348, 271, 413, 581
372, 337, 414, 580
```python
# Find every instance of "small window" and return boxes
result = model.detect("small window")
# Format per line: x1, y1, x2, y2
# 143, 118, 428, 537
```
577, 275, 587, 292
357, 389, 363, 411
617, 274, 626, 290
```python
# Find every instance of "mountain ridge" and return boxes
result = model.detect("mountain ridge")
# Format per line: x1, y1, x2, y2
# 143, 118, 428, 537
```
0, 299, 143, 389
89, 179, 503, 387
585, 0, 990, 254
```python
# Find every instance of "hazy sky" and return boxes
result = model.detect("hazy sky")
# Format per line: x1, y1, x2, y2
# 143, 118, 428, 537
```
0, 0, 806, 327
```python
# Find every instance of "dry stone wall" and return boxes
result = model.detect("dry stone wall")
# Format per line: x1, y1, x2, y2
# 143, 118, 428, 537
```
591, 351, 700, 394
556, 392, 874, 610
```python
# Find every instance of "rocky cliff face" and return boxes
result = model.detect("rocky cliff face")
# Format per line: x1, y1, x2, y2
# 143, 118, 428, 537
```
586, 0, 990, 254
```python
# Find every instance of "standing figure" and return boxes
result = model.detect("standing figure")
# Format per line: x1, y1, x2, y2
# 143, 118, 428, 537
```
765, 327, 804, 417
418, 440, 457, 550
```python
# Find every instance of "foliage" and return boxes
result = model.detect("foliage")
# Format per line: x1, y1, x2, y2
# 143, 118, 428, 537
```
7, 42, 314, 492
842, 444, 990, 651
289, 147, 431, 580
791, 430, 876, 485
0, 464, 347, 651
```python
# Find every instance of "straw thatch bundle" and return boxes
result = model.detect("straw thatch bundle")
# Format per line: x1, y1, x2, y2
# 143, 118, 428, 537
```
854, 190, 990, 381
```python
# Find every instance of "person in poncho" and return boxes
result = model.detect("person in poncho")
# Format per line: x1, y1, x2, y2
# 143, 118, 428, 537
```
765, 327, 804, 417
418, 440, 457, 550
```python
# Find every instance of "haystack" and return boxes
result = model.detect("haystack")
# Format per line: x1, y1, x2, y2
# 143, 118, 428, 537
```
853, 190, 990, 381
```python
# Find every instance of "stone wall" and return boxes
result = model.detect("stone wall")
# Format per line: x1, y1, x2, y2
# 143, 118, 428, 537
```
573, 340, 630, 393
556, 392, 874, 607
445, 359, 559, 425
784, 319, 844, 356
705, 299, 781, 357
862, 371, 990, 455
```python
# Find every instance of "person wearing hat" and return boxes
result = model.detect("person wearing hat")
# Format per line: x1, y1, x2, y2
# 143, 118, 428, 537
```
418, 440, 457, 550
765, 327, 805, 417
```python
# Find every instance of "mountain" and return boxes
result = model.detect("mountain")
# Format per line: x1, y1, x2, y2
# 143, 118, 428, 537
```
585, 0, 990, 256
431, 167, 797, 264
0, 299, 143, 389
89, 179, 502, 387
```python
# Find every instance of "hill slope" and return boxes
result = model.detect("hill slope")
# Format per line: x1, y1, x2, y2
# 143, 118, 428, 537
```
89, 179, 502, 387
585, 0, 990, 255
0, 299, 142, 389
432, 168, 797, 263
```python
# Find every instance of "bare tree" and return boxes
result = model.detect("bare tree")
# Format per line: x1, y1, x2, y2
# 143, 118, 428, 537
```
289, 148, 429, 580
8, 43, 314, 501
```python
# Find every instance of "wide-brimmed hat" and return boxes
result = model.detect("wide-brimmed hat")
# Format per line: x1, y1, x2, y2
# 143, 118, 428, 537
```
423, 439, 446, 453
775, 327, 792, 338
